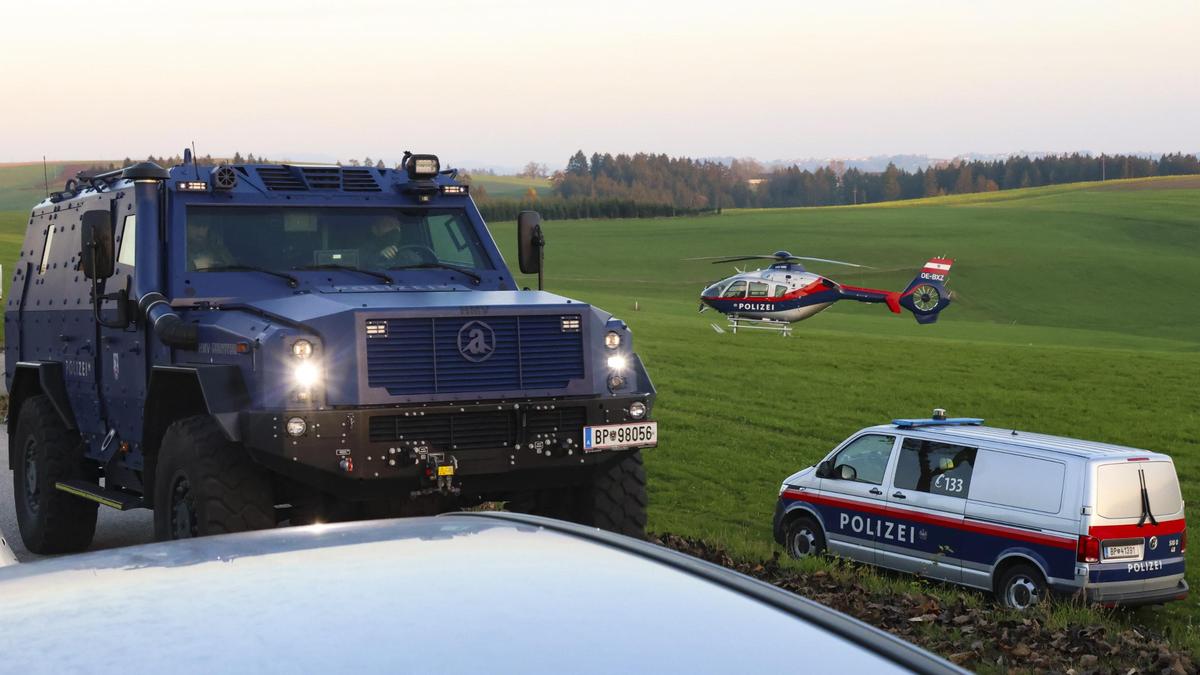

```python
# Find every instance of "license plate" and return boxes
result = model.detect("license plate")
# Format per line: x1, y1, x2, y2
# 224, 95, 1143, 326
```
1104, 543, 1143, 561
583, 422, 658, 452
437, 465, 455, 477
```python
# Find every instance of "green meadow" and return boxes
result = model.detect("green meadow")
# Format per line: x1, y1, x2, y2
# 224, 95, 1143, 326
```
488, 177, 1200, 653
0, 173, 1197, 657
468, 173, 552, 199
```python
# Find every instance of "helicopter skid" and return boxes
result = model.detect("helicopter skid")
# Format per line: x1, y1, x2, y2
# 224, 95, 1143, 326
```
726, 316, 797, 336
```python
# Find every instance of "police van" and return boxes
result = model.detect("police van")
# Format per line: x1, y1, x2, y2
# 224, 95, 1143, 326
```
773, 412, 1188, 609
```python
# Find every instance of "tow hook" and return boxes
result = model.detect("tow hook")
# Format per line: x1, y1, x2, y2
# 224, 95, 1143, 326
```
409, 445, 460, 497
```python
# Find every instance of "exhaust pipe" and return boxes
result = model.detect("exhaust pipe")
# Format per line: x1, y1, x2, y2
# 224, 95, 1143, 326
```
129, 164, 198, 350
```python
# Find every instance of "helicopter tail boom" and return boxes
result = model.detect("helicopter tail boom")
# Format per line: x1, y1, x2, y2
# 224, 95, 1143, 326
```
838, 258, 954, 324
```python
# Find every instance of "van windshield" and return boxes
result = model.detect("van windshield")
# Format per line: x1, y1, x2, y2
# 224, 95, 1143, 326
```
1095, 461, 1182, 519
186, 206, 494, 274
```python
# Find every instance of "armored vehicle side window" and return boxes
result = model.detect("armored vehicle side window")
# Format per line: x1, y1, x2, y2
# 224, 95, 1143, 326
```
828, 434, 895, 485
117, 215, 136, 267
39, 224, 55, 274
748, 282, 769, 297
187, 207, 494, 273
721, 281, 747, 298
894, 438, 976, 497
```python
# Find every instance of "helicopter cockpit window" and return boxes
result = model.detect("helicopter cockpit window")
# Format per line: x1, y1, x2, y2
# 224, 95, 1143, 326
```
748, 282, 769, 297
721, 281, 747, 298
703, 282, 726, 297
774, 285, 788, 297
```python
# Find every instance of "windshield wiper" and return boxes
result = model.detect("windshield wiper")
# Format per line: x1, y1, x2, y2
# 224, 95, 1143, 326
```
197, 265, 299, 288
388, 262, 482, 285
293, 264, 393, 285
1137, 468, 1158, 527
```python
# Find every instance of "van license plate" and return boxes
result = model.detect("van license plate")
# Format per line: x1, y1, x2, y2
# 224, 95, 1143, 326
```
583, 422, 658, 452
1104, 544, 1143, 561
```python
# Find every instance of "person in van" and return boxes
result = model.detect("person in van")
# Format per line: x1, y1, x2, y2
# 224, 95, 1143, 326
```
773, 413, 1188, 609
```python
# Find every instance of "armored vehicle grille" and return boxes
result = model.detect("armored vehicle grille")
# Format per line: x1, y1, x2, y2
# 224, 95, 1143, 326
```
300, 166, 342, 190
256, 166, 306, 191
341, 168, 382, 192
367, 407, 586, 450
366, 315, 585, 395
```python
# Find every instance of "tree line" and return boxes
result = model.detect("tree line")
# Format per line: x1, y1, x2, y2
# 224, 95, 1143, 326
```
473, 150, 1200, 218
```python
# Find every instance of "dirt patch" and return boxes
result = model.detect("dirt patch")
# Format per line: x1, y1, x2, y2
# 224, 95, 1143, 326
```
653, 533, 1196, 674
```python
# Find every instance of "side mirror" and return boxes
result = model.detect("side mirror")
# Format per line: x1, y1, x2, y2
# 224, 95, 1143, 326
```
81, 210, 115, 279
816, 460, 832, 478
517, 210, 543, 276
837, 464, 858, 481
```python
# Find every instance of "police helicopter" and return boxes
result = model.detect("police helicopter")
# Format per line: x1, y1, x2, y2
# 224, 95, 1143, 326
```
691, 251, 953, 335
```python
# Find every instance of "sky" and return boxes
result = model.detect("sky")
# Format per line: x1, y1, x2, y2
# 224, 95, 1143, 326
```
0, 0, 1197, 169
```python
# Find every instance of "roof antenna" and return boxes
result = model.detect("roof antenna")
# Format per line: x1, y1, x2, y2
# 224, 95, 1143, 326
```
42, 155, 49, 197
191, 141, 200, 179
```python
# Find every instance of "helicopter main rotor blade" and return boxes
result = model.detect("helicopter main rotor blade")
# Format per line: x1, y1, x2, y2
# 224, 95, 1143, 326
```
682, 255, 776, 263
788, 256, 873, 269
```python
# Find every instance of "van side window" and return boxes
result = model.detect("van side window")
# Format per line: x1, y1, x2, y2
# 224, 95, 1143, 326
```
894, 438, 977, 498
828, 434, 895, 485
117, 215, 136, 267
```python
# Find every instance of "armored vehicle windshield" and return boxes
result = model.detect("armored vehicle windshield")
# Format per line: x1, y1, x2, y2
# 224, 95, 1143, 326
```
187, 206, 494, 273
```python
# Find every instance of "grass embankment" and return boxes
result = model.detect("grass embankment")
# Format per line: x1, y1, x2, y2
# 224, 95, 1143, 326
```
487, 178, 1200, 666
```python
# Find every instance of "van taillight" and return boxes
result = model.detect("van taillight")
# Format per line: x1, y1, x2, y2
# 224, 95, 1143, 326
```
1077, 535, 1100, 563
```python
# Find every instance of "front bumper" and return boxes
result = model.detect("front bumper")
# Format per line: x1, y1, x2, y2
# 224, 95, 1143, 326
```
241, 394, 655, 498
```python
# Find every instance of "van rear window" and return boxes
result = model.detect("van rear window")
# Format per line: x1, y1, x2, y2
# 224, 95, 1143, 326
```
1096, 462, 1182, 520
969, 451, 1065, 514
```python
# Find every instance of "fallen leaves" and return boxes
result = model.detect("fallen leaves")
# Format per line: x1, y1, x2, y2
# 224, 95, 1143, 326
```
651, 533, 1196, 674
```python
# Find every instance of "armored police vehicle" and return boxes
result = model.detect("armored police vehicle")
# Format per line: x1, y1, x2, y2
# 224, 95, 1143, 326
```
773, 412, 1187, 609
5, 153, 657, 553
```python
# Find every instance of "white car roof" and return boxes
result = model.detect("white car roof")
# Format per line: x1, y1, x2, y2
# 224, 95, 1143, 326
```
0, 513, 960, 675
865, 423, 1170, 461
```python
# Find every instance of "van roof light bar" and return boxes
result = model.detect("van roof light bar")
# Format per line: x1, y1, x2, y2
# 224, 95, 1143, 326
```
891, 418, 985, 429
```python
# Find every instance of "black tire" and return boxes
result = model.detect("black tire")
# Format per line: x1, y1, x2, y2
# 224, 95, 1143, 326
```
510, 451, 648, 538
995, 562, 1047, 610
784, 515, 826, 559
153, 415, 275, 541
12, 395, 98, 554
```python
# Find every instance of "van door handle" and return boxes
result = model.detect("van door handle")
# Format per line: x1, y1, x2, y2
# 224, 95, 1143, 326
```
892, 491, 906, 499
869, 488, 883, 495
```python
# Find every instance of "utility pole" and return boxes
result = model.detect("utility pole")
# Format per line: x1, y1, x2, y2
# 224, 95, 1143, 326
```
1101, 155, 1106, 181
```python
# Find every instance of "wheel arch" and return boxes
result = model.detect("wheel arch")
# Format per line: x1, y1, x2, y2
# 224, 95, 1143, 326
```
991, 550, 1050, 593
141, 365, 249, 500
780, 502, 826, 536
7, 362, 76, 467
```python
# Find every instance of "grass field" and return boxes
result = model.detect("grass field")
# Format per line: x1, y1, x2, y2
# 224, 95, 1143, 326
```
484, 177, 1200, 656
0, 175, 1197, 662
468, 174, 552, 199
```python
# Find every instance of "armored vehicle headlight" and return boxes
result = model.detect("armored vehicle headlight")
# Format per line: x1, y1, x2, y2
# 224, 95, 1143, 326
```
294, 362, 321, 388
604, 331, 621, 349
629, 402, 647, 419
286, 417, 307, 437
292, 339, 314, 359
606, 355, 627, 371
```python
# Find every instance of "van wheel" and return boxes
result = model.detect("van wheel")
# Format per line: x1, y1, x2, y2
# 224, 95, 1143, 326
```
153, 416, 275, 540
996, 563, 1046, 610
785, 515, 825, 559
12, 395, 99, 554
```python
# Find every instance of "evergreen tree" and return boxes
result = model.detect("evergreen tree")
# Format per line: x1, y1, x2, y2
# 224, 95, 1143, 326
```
881, 163, 902, 201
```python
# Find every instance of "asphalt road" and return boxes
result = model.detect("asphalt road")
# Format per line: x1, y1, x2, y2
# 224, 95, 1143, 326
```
0, 426, 154, 561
